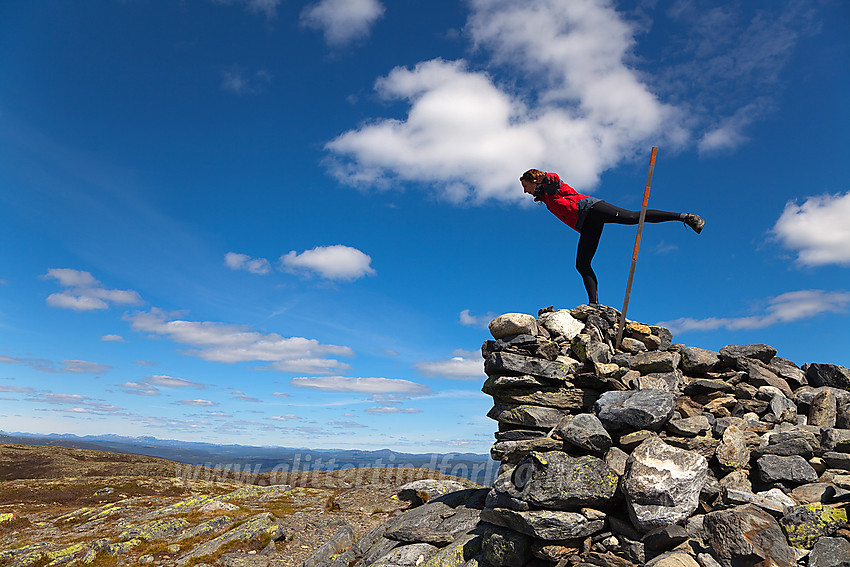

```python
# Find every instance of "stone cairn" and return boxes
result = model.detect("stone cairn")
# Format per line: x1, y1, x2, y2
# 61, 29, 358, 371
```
310, 305, 850, 567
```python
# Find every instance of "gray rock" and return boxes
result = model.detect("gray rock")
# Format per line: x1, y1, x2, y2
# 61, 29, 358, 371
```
683, 379, 734, 396
822, 428, 850, 452
824, 451, 850, 470
504, 451, 619, 509
779, 503, 848, 549
397, 480, 467, 505
555, 413, 612, 454
810, 389, 838, 427
484, 352, 571, 381
805, 363, 850, 391
789, 483, 846, 505
604, 446, 629, 476
594, 389, 677, 431
719, 470, 752, 493
630, 351, 681, 374
719, 344, 777, 364
369, 543, 439, 567
721, 488, 794, 515
769, 394, 797, 423
678, 346, 720, 375
494, 429, 547, 441
489, 313, 538, 339
490, 437, 562, 464
752, 437, 814, 460
703, 504, 795, 567
490, 386, 598, 410
384, 527, 454, 547
537, 310, 584, 340
809, 537, 850, 567
769, 357, 807, 388
480, 508, 605, 541
745, 360, 794, 399
487, 404, 566, 429
621, 437, 708, 533
757, 454, 818, 484
666, 415, 711, 437
481, 527, 531, 567
636, 372, 681, 392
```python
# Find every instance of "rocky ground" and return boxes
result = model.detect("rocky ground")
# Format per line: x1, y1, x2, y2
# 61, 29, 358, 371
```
0, 445, 478, 567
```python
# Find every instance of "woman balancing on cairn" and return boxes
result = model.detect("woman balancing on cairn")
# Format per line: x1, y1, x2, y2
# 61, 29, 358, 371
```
520, 168, 704, 307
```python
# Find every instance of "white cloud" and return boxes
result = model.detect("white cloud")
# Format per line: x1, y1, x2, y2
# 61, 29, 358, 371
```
365, 406, 421, 415
459, 309, 496, 328
44, 268, 143, 312
220, 69, 272, 95
698, 100, 769, 154
300, 0, 385, 47
268, 414, 301, 421
27, 393, 122, 413
659, 289, 850, 334
147, 375, 205, 388
101, 334, 125, 342
59, 360, 111, 374
119, 381, 160, 396
176, 399, 219, 407
290, 376, 431, 395
416, 352, 484, 380
125, 308, 352, 373
225, 252, 272, 274
326, 0, 685, 203
213, 0, 280, 20
771, 192, 850, 267
280, 245, 376, 281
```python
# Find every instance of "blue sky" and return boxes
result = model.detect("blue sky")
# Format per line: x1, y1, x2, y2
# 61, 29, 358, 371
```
1, 0, 848, 453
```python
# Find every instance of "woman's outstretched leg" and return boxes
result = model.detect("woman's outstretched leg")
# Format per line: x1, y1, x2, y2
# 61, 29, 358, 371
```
589, 201, 704, 233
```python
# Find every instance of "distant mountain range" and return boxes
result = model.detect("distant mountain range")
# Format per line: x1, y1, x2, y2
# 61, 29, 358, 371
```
0, 431, 497, 485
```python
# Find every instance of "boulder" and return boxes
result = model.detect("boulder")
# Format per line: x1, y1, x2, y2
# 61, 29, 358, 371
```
594, 390, 677, 431
779, 504, 848, 549
554, 413, 612, 454
484, 352, 571, 382
805, 363, 850, 391
537, 310, 584, 340
489, 313, 538, 339
398, 480, 468, 505
487, 404, 566, 429
621, 437, 708, 533
503, 451, 619, 509
678, 346, 720, 374
809, 536, 850, 567
757, 454, 818, 484
630, 351, 680, 374
480, 508, 605, 541
703, 504, 795, 567
719, 344, 777, 364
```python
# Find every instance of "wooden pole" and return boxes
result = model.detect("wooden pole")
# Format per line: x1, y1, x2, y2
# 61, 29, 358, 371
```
616, 147, 657, 348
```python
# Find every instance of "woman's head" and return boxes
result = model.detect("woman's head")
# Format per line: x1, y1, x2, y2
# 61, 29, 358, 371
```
520, 169, 544, 182
520, 169, 544, 195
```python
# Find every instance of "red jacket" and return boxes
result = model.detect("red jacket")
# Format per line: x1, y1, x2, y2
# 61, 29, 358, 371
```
535, 172, 594, 232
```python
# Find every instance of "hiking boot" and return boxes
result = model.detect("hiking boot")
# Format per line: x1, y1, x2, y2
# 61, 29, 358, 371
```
684, 213, 705, 234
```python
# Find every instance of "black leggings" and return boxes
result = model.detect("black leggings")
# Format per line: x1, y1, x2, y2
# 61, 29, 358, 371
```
576, 201, 684, 304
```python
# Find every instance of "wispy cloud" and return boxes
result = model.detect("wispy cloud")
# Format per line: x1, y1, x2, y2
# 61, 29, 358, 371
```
365, 406, 421, 415
300, 0, 385, 47
43, 268, 143, 311
220, 68, 272, 95
125, 308, 352, 373
459, 309, 496, 328
26, 392, 123, 414
101, 334, 126, 342
225, 252, 272, 274
213, 0, 280, 20
280, 245, 376, 281
416, 350, 484, 380
1, 355, 110, 374
771, 192, 850, 267
290, 375, 431, 395
175, 399, 219, 407
268, 414, 301, 421
659, 289, 850, 334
